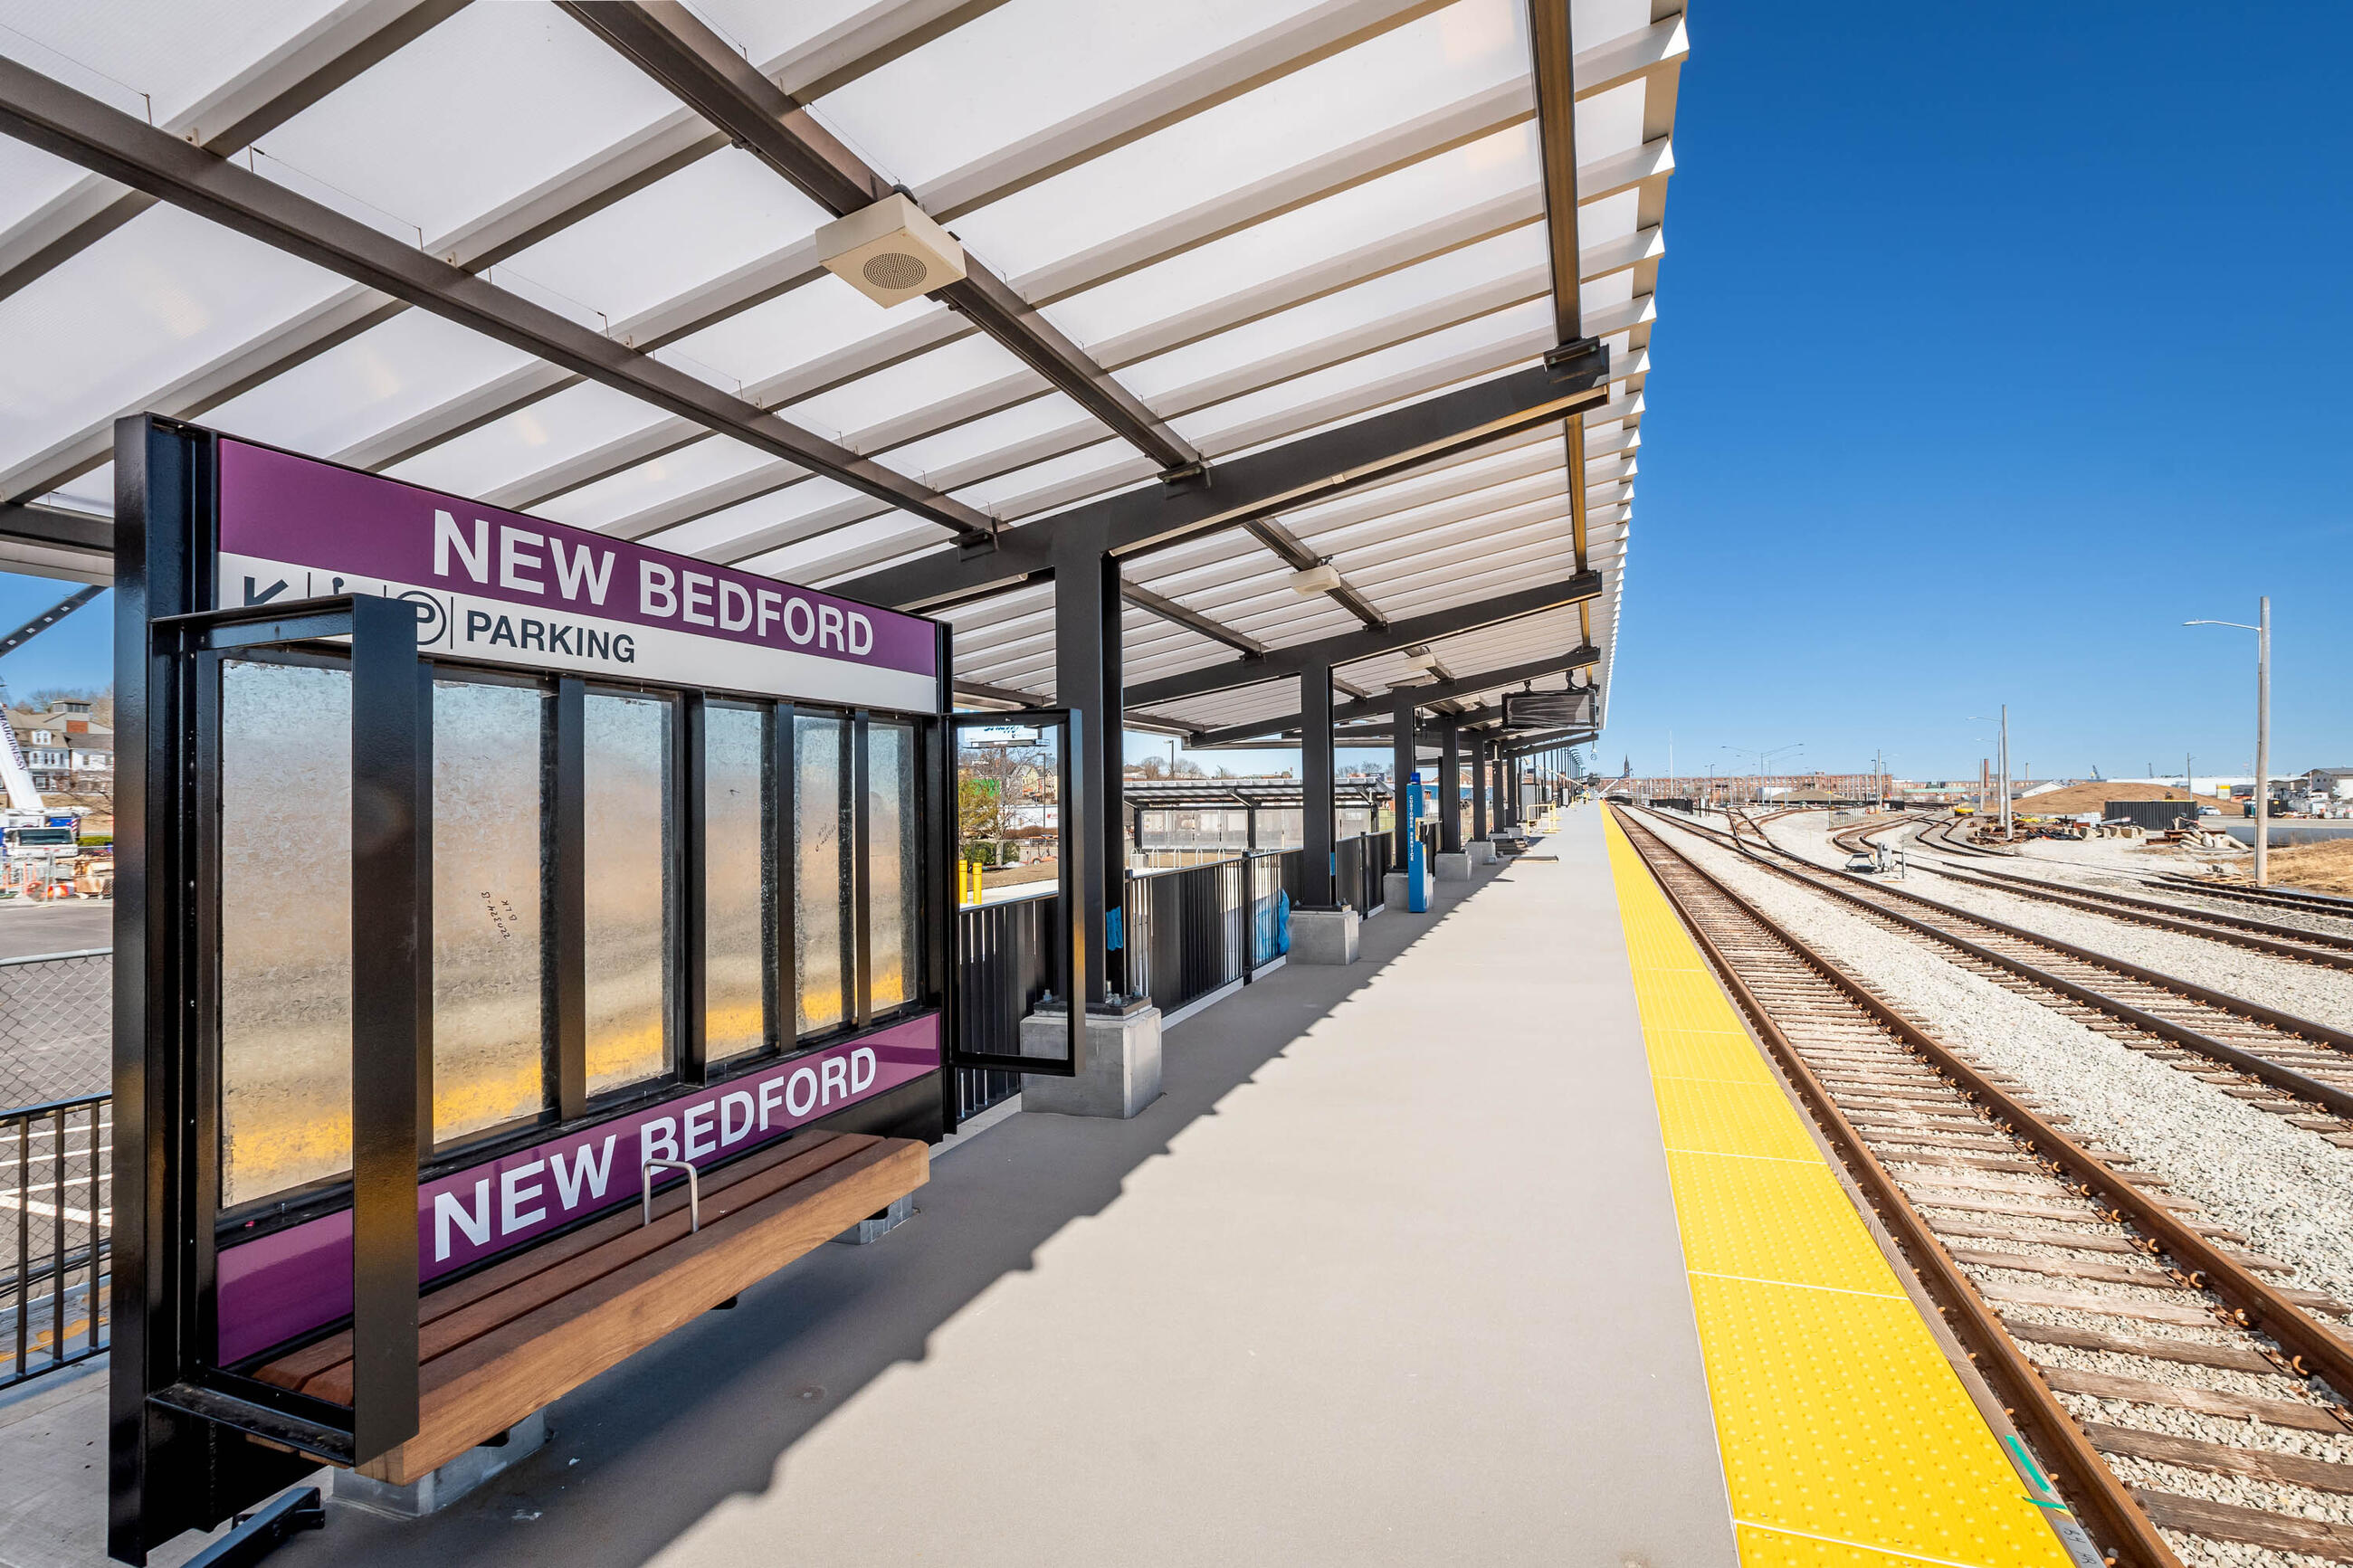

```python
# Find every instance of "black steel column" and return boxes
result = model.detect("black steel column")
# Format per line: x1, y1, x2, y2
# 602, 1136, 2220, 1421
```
1300, 662, 1336, 908
1390, 686, 1416, 867
1471, 736, 1489, 843
1440, 717, 1462, 853
347, 594, 425, 1467
1053, 540, 1119, 1005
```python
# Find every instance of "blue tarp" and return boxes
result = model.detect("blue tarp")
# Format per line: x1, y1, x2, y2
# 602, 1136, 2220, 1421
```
1257, 890, 1291, 958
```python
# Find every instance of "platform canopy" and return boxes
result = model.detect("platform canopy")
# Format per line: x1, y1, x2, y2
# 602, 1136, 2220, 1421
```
0, 0, 1681, 735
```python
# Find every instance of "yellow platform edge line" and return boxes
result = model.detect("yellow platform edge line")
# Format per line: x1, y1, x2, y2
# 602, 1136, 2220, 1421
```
1598, 809, 2071, 1568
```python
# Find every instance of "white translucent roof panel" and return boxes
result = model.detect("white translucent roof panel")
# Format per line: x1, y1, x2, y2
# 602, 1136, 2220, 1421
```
1117, 226, 1550, 404
200, 309, 538, 461
494, 147, 834, 328
384, 379, 676, 500
0, 128, 92, 234
250, 5, 687, 245
882, 389, 1102, 489
666, 276, 955, 401
0, 0, 348, 127
812, 0, 1332, 192
1573, 78, 1647, 165
536, 434, 777, 534
788, 333, 1046, 451
945, 0, 1533, 278
644, 474, 870, 558
1042, 121, 1542, 351
0, 203, 347, 476
44, 460, 110, 517
1170, 299, 1551, 451
682, 0, 902, 77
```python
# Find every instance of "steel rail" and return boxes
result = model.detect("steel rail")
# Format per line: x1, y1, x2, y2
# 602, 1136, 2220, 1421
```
1915, 859, 2353, 971
1771, 822, 2353, 1060
1612, 807, 2177, 1568
2149, 873, 2353, 920
1622, 804, 2353, 1564
1644, 808, 2353, 1124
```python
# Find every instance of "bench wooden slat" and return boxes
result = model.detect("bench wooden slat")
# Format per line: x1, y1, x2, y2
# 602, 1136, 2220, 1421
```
249, 1131, 925, 1486
262, 1133, 878, 1399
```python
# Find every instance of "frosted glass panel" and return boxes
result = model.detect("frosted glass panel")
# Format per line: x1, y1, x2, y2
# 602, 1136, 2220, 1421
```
219, 660, 351, 1207
433, 679, 550, 1143
794, 712, 848, 1035
585, 692, 673, 1095
704, 704, 770, 1062
866, 721, 919, 1011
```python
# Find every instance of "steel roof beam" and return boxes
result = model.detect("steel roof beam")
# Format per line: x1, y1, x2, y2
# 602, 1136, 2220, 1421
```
0, 499, 112, 584
826, 345, 1610, 612
0, 58, 996, 543
568, 0, 1251, 477
343, 0, 1472, 488
1186, 647, 1599, 745
0, 0, 467, 304
1124, 575, 1602, 708
0, 2, 982, 498
1119, 581, 1267, 658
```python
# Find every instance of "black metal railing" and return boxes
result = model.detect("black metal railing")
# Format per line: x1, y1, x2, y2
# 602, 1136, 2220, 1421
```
0, 832, 1397, 1386
954, 888, 1060, 1120
3, 1092, 109, 1389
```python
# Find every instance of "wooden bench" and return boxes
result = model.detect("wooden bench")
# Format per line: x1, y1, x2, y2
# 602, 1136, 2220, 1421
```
256, 1130, 926, 1485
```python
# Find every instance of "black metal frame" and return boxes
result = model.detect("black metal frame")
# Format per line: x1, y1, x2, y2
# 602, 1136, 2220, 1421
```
109, 415, 957, 1563
114, 552, 431, 1561
947, 709, 1082, 1077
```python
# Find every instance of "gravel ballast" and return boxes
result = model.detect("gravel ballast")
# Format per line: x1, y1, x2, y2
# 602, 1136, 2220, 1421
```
1643, 814, 2353, 1314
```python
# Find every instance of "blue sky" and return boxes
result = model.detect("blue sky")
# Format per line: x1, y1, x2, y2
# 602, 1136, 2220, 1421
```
1600, 5, 2353, 784
5, 7, 2345, 784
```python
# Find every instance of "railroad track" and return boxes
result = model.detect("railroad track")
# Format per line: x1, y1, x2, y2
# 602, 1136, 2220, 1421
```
1844, 822, 2353, 974
1636, 806, 2353, 1149
2148, 873, 2353, 925
1614, 806, 2353, 1568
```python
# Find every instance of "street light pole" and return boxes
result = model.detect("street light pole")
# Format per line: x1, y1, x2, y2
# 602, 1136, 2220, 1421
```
2258, 595, 2272, 887
2000, 704, 2011, 840
2186, 597, 2272, 887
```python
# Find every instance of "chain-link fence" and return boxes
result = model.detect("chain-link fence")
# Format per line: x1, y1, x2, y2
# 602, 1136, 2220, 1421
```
0, 951, 112, 1109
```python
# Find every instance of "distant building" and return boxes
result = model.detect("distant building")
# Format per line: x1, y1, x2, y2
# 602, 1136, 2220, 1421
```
5, 705, 112, 794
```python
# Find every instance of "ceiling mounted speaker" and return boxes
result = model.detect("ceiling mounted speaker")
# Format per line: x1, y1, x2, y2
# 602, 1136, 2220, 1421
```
815, 193, 967, 308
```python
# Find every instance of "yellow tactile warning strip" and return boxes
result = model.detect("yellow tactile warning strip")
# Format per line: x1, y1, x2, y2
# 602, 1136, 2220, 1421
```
1599, 808, 2074, 1568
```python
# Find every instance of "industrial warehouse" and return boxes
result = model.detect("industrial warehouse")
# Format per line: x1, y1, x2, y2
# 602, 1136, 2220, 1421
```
0, 5, 2348, 1568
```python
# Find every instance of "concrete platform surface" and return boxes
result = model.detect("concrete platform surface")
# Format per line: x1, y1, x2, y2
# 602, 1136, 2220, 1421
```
6, 812, 1732, 1567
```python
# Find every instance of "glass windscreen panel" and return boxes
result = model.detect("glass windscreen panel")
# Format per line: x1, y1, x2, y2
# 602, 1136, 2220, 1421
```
704, 703, 771, 1063
431, 679, 550, 1145
865, 719, 919, 1012
584, 690, 674, 1097
794, 710, 848, 1035
218, 659, 352, 1208
955, 717, 1061, 910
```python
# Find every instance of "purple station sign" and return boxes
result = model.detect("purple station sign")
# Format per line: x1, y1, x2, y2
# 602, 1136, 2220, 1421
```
215, 439, 938, 712
217, 1015, 940, 1364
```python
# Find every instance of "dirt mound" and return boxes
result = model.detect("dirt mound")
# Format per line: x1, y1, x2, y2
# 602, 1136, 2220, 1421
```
2009, 781, 2199, 816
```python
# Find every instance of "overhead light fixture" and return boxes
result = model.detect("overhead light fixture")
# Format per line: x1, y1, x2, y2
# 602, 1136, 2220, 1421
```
1405, 646, 1440, 672
814, 193, 967, 308
1288, 563, 1341, 595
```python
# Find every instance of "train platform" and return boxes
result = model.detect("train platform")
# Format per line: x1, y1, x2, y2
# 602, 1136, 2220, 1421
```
5, 810, 2077, 1568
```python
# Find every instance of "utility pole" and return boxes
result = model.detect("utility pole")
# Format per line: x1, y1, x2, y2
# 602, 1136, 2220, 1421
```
2186, 596, 2272, 887
2000, 705, 2011, 840
2258, 596, 2271, 887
